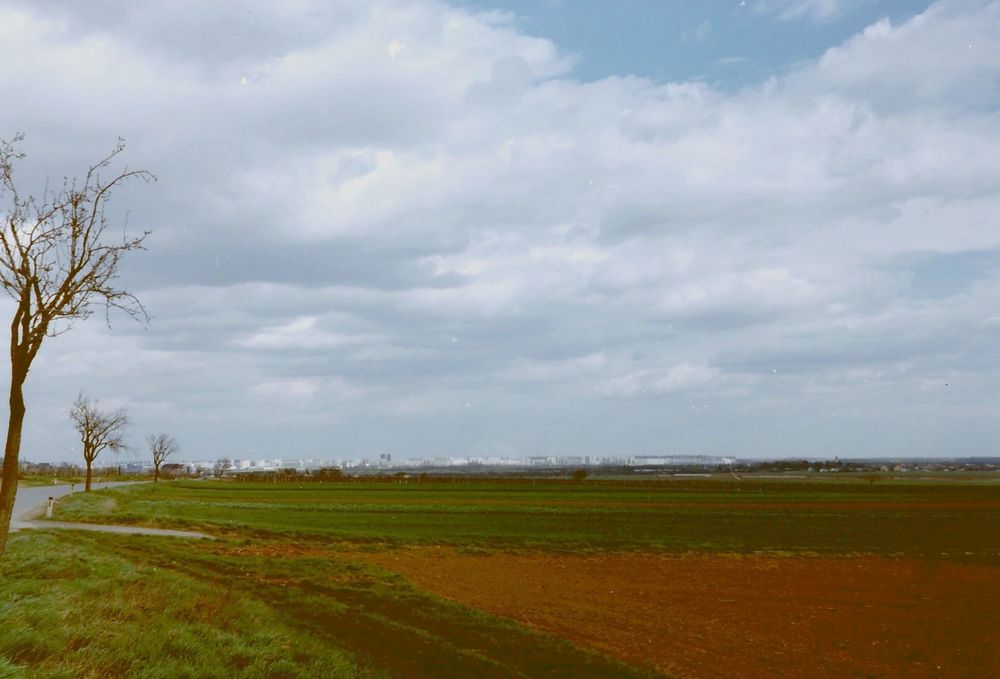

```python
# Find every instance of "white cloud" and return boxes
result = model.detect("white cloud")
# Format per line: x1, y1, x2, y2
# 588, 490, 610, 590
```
602, 363, 720, 398
503, 352, 606, 383
2, 0, 999, 459
656, 267, 819, 316
755, 0, 845, 21
237, 316, 375, 350
683, 20, 712, 42
252, 377, 323, 400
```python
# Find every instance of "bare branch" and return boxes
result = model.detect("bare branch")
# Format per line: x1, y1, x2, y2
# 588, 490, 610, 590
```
0, 135, 155, 349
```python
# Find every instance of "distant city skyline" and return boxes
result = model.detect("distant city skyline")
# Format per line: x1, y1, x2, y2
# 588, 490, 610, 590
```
1, 0, 998, 463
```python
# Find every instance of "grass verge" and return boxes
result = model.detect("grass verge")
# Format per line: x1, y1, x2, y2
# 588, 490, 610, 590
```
0, 531, 367, 678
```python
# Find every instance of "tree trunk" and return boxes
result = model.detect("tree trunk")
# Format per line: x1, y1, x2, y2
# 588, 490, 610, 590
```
154, 464, 159, 482
85, 458, 93, 492
0, 363, 28, 558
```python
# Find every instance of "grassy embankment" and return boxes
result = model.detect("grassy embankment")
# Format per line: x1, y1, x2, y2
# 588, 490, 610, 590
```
0, 531, 362, 678
2, 476, 998, 677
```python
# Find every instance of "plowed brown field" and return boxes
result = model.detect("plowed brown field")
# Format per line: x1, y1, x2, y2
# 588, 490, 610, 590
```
366, 548, 999, 678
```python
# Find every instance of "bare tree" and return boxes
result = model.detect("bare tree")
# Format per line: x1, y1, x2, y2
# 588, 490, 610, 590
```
148, 433, 179, 482
213, 457, 232, 478
0, 135, 152, 555
69, 394, 130, 492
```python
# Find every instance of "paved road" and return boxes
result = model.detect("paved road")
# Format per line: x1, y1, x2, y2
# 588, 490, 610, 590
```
11, 481, 211, 539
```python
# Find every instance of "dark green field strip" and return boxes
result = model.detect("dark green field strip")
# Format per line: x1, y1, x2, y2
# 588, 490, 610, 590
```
50, 481, 1000, 560
127, 478, 1000, 503
65, 478, 1000, 511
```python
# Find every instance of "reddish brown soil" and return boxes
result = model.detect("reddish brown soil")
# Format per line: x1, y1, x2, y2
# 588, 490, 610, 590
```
364, 548, 1000, 678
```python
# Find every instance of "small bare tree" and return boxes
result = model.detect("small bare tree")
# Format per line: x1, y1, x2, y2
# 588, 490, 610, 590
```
0, 135, 151, 555
213, 457, 232, 478
148, 433, 179, 482
70, 394, 130, 492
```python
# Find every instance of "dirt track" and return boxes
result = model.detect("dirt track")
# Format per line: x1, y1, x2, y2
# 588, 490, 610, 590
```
365, 548, 1000, 678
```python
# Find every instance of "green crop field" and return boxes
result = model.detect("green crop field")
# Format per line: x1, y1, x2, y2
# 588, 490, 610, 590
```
45, 476, 1000, 558
2, 475, 998, 677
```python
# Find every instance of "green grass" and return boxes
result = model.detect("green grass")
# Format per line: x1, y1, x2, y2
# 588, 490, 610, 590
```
16, 476, 80, 488
0, 530, 649, 678
0, 531, 365, 678
49, 478, 1000, 559
17, 474, 146, 488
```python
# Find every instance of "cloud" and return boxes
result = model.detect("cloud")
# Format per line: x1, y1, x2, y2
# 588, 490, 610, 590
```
503, 352, 607, 384
755, 0, 846, 22
252, 377, 323, 401
682, 20, 712, 42
1, 0, 999, 459
237, 316, 376, 350
602, 363, 721, 398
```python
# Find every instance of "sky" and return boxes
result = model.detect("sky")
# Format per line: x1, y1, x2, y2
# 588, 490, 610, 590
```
0, 0, 998, 464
